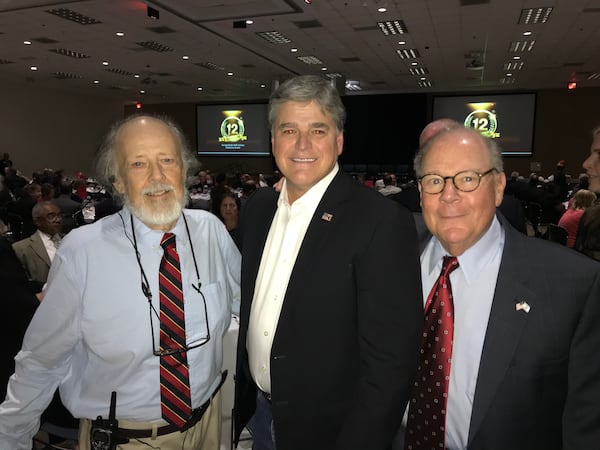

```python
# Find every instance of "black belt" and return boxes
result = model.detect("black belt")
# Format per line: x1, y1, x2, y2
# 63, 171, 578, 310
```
117, 370, 227, 439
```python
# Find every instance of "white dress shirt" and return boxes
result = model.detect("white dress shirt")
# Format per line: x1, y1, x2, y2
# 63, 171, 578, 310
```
404, 216, 505, 450
37, 230, 60, 262
247, 164, 339, 394
0, 208, 241, 449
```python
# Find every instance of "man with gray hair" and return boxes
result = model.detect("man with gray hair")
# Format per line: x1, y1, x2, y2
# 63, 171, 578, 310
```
395, 125, 600, 450
0, 114, 241, 450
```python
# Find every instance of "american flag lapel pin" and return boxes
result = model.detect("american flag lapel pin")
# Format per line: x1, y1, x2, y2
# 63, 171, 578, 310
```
515, 300, 531, 313
321, 212, 333, 222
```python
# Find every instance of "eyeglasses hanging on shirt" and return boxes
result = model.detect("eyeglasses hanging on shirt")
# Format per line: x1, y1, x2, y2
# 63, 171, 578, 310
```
119, 212, 211, 356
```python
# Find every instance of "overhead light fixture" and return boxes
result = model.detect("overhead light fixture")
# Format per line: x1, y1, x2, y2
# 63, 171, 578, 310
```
116, 32, 124, 37
24, 40, 32, 45
377, 20, 408, 35
147, 6, 159, 20
30, 66, 38, 71
378, 7, 387, 13
568, 82, 577, 90
519, 7, 553, 24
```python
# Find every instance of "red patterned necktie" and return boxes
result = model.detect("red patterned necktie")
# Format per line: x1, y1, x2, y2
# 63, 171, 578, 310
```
405, 256, 460, 450
159, 232, 192, 428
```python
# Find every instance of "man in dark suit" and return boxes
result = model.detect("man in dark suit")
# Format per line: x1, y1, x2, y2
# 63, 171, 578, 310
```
233, 75, 423, 450
395, 126, 600, 449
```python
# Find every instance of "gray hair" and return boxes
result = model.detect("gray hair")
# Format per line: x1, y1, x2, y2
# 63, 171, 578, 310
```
32, 200, 57, 220
413, 126, 504, 178
95, 113, 197, 197
268, 75, 346, 133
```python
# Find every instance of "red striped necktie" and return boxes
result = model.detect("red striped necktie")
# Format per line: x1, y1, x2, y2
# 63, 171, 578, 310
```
159, 232, 192, 428
405, 256, 459, 450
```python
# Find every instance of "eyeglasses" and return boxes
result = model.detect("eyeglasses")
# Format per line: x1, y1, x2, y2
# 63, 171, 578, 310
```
148, 288, 211, 356
43, 212, 61, 221
418, 168, 497, 194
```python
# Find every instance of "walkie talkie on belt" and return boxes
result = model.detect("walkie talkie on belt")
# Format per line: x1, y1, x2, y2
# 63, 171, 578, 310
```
90, 391, 128, 450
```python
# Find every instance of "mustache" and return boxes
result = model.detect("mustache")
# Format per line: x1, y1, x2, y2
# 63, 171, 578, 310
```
141, 183, 175, 195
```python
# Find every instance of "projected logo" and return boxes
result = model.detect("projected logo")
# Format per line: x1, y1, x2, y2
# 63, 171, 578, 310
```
218, 110, 248, 143
464, 102, 500, 138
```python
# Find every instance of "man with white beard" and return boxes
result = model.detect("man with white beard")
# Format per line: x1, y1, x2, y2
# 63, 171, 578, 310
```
0, 115, 241, 450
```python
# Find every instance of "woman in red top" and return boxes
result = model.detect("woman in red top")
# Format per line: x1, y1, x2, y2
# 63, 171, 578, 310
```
558, 189, 597, 247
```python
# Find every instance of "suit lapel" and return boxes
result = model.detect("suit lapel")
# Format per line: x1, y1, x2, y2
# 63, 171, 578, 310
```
467, 218, 538, 445
30, 232, 51, 267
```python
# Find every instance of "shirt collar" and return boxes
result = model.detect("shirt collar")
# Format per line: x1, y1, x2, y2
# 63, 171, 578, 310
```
426, 215, 504, 284
122, 207, 187, 248
278, 163, 339, 209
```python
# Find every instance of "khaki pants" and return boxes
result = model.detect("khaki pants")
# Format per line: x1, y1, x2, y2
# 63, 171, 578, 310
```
78, 391, 222, 450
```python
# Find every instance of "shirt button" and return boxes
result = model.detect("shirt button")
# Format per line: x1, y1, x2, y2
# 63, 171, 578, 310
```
264, 331, 269, 336
261, 365, 267, 372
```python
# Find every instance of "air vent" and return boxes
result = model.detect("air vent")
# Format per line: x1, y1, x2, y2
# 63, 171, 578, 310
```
503, 61, 524, 70
45, 8, 102, 25
293, 20, 322, 29
409, 67, 429, 75
297, 55, 323, 65
53, 72, 83, 79
105, 68, 135, 76
588, 73, 600, 80
136, 41, 173, 52
419, 80, 432, 87
49, 48, 90, 59
256, 31, 291, 44
148, 26, 176, 34
194, 61, 224, 70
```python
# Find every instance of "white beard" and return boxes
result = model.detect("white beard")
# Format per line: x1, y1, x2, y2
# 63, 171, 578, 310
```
123, 182, 187, 228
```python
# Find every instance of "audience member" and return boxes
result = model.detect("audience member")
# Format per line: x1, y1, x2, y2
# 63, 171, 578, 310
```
53, 181, 82, 233
0, 114, 241, 450
8, 183, 42, 238
394, 125, 600, 450
233, 75, 422, 450
217, 191, 241, 250
12, 201, 62, 293
0, 235, 39, 399
558, 189, 596, 247
41, 182, 56, 201
379, 173, 402, 196
3, 167, 28, 195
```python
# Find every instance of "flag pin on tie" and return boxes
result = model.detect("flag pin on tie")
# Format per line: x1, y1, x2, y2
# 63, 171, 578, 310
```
515, 300, 531, 313
321, 212, 333, 222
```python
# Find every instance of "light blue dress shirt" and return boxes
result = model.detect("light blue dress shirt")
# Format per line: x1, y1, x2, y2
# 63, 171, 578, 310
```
420, 216, 505, 450
0, 207, 241, 449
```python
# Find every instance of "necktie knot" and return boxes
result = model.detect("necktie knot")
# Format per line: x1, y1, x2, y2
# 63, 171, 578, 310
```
441, 255, 459, 278
160, 232, 176, 250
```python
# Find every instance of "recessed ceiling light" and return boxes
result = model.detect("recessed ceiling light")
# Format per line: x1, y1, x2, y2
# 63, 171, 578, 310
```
523, 31, 532, 36
30, 66, 38, 71
506, 73, 513, 77
398, 41, 406, 45
411, 62, 418, 66
246, 20, 254, 25
93, 80, 99, 84
102, 61, 109, 66
140, 90, 145, 94
24, 40, 32, 45
321, 67, 327, 71
291, 48, 298, 53
197, 87, 203, 91
513, 56, 521, 60
134, 74, 140, 78
378, 7, 387, 13
260, 84, 266, 88
182, 55, 189, 60
116, 32, 124, 37
227, 72, 233, 76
